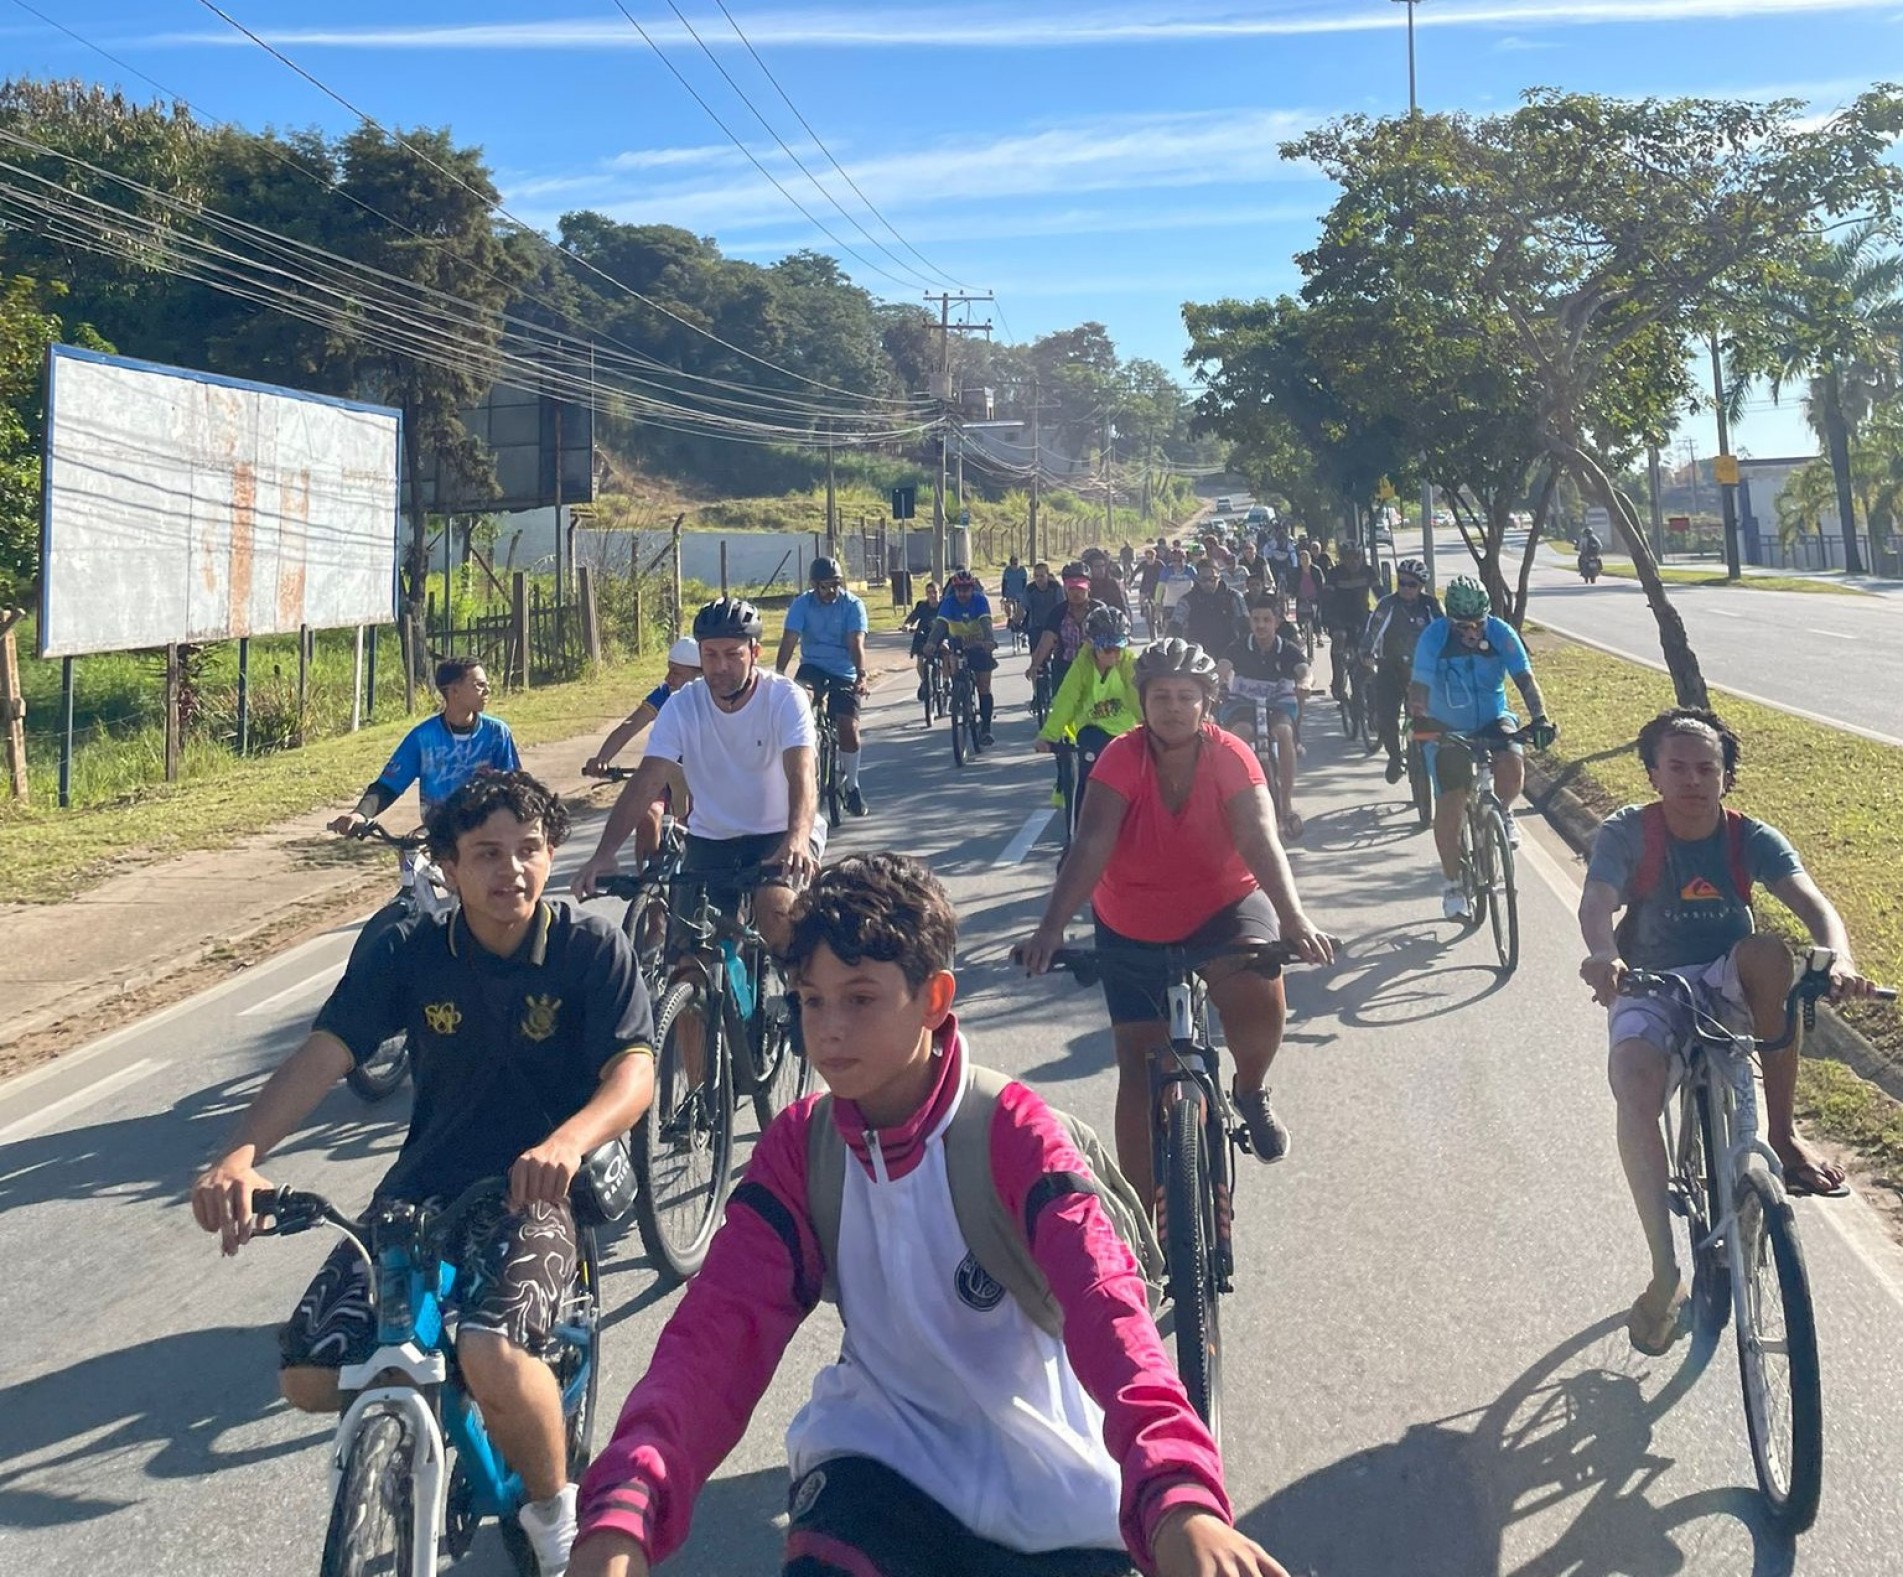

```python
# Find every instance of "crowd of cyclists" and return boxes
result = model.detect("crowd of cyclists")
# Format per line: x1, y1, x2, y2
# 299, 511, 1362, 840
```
186, 501, 1883, 1577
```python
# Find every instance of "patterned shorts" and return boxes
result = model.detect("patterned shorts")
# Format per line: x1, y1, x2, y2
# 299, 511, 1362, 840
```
278, 1198, 578, 1369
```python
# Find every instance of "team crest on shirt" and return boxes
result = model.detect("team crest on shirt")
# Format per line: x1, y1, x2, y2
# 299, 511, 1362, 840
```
955, 1251, 1007, 1312
520, 994, 562, 1042
423, 1001, 462, 1035
789, 1467, 827, 1523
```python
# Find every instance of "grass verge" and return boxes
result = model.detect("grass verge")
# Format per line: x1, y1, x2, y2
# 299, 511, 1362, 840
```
1526, 630, 1903, 1167
1593, 559, 1871, 596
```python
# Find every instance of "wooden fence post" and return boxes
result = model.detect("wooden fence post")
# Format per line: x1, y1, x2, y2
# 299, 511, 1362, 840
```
163, 641, 182, 781
512, 572, 530, 691
578, 566, 601, 662
0, 608, 28, 803
670, 513, 685, 640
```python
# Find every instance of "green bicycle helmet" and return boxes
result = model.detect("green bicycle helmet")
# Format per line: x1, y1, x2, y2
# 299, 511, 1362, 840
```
1444, 576, 1490, 620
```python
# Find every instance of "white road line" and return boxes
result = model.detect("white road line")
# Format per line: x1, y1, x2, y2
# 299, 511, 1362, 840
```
1521, 801, 1903, 1309
1527, 611, 1903, 749
1705, 608, 1742, 619
0, 1057, 167, 1143
1809, 628, 1855, 640
997, 808, 1056, 867
237, 964, 344, 1019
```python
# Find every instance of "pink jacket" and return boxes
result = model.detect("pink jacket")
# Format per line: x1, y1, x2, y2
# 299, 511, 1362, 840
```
575, 1021, 1231, 1571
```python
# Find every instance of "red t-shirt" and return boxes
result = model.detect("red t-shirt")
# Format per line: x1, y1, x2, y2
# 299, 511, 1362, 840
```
1087, 723, 1267, 941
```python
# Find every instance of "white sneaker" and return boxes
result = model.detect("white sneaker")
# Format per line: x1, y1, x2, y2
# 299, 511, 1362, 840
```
1503, 812, 1522, 848
518, 1485, 578, 1577
1442, 883, 1473, 922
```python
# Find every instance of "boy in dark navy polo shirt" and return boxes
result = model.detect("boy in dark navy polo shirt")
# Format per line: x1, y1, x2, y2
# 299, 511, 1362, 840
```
194, 771, 655, 1576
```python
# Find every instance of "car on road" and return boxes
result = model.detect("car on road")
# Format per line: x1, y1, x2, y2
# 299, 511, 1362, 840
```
1244, 505, 1272, 529
1215, 496, 1233, 513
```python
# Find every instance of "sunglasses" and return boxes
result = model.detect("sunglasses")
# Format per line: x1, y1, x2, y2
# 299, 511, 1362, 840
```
1091, 636, 1130, 650
1451, 617, 1486, 632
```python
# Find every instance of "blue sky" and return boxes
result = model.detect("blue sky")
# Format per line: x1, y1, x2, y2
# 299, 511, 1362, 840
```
13, 0, 1903, 464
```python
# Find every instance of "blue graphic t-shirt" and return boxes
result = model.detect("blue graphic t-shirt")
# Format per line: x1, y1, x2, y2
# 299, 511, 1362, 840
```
376, 713, 521, 813
643, 683, 671, 712
785, 589, 870, 679
1411, 616, 1531, 733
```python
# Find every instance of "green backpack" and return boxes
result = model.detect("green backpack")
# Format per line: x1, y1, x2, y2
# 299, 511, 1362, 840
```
805, 1063, 1166, 1340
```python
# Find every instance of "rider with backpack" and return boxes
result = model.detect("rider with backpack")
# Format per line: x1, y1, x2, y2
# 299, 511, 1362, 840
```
571, 853, 1289, 1577
1577, 707, 1879, 1355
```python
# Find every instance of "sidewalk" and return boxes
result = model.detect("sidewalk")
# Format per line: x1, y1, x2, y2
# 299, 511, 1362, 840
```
0, 636, 920, 1074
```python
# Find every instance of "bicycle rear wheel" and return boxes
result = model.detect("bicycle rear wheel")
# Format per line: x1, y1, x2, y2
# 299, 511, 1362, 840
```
346, 1034, 412, 1103
632, 980, 735, 1283
1732, 1166, 1823, 1532
1482, 807, 1519, 975
1162, 1092, 1223, 1442
749, 959, 812, 1129
320, 1412, 416, 1577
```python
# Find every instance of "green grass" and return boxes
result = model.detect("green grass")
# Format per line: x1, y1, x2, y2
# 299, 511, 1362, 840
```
1593, 559, 1872, 596
1529, 632, 1903, 1074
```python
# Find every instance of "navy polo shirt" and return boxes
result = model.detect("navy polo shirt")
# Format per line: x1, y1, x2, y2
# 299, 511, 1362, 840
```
314, 902, 654, 1202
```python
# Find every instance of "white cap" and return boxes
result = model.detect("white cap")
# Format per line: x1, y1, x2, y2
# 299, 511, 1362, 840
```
668, 636, 702, 666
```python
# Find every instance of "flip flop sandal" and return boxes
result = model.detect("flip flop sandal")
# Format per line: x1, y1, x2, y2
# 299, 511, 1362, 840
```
1783, 1160, 1851, 1199
1628, 1283, 1690, 1356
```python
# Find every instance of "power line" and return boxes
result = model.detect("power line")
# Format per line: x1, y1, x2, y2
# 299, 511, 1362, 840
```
706, 0, 968, 292
186, 0, 903, 404
608, 0, 924, 296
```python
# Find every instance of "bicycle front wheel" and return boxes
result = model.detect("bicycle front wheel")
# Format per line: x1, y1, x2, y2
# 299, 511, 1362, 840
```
821, 730, 842, 829
1409, 744, 1433, 829
1483, 807, 1519, 975
1163, 1092, 1223, 1442
632, 980, 735, 1283
951, 684, 969, 766
620, 885, 672, 999
346, 1034, 412, 1103
320, 1412, 417, 1577
1733, 1166, 1824, 1532
1686, 1080, 1733, 1336
748, 960, 812, 1128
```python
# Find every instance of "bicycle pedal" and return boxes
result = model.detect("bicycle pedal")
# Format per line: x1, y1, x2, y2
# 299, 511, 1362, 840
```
1667, 1184, 1689, 1218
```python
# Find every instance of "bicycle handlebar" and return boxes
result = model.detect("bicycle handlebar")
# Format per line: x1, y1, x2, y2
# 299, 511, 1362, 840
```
584, 764, 642, 782
1030, 937, 1334, 989
1618, 950, 1897, 1054
252, 1176, 510, 1244
348, 822, 427, 851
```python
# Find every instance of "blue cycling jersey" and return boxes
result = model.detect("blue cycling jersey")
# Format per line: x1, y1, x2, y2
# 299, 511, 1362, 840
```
1410, 616, 1531, 734
375, 713, 521, 813
785, 588, 870, 679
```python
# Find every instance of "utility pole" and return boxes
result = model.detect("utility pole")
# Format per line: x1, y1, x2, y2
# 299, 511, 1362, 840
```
923, 292, 993, 579
1709, 331, 1742, 580
1028, 377, 1041, 563
1103, 416, 1114, 545
824, 427, 837, 559
1684, 436, 1702, 522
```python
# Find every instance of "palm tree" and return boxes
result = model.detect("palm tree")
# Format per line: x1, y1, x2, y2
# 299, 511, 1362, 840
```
1732, 223, 1903, 575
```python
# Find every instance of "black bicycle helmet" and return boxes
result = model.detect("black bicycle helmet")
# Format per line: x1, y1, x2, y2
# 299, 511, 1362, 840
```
1133, 638, 1219, 692
691, 597, 764, 641
808, 555, 842, 584
1084, 604, 1132, 645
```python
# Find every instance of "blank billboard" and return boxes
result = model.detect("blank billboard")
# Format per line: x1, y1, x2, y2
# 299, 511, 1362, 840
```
416, 384, 593, 514
38, 346, 402, 658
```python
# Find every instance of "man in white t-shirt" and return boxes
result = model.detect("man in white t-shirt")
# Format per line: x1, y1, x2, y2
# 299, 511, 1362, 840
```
573, 598, 821, 952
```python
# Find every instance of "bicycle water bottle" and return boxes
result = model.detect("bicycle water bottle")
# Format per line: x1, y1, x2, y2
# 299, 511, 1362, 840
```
725, 946, 756, 1019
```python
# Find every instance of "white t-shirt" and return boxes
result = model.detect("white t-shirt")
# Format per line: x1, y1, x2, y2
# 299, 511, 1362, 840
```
643, 671, 822, 847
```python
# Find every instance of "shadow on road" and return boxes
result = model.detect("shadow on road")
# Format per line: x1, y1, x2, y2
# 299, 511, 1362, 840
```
0, 1323, 325, 1530
1240, 1312, 1793, 1577
1319, 920, 1511, 1028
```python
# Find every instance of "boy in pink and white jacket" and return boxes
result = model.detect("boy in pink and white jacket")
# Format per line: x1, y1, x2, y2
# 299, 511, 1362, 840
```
571, 852, 1287, 1577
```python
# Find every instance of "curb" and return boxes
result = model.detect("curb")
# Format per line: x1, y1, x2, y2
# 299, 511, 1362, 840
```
1523, 758, 1903, 1106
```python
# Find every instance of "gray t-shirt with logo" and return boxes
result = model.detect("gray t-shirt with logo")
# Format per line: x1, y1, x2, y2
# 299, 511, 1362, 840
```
1586, 804, 1803, 970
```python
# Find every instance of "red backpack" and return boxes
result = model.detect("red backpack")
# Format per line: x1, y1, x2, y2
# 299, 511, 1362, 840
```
1614, 802, 1753, 953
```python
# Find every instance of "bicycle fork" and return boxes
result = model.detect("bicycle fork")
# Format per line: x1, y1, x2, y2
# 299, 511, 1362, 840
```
332, 1349, 452, 1574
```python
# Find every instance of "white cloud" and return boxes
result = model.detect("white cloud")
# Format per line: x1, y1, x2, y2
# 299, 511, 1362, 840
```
132, 0, 1903, 52
606, 144, 747, 172
719, 199, 1324, 253
505, 108, 1328, 235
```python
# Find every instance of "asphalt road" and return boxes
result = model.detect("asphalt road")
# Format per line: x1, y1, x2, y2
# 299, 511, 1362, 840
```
5, 630, 1903, 1577
1521, 548, 1902, 746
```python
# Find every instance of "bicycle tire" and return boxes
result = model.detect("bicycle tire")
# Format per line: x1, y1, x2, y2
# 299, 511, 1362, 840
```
1483, 807, 1519, 975
319, 1411, 416, 1577
1031, 672, 1051, 728
749, 961, 812, 1129
1163, 1092, 1222, 1441
1687, 1080, 1732, 1336
821, 728, 842, 830
1732, 1165, 1824, 1532
631, 980, 734, 1283
1409, 744, 1433, 829
1458, 811, 1487, 930
921, 674, 935, 728
951, 681, 969, 766
346, 1035, 412, 1103
561, 1228, 603, 1476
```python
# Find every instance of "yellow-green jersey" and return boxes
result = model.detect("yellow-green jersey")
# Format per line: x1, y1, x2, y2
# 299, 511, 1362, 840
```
1039, 649, 1142, 743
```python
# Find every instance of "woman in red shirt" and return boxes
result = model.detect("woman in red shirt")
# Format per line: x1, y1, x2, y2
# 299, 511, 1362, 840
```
1020, 639, 1332, 1204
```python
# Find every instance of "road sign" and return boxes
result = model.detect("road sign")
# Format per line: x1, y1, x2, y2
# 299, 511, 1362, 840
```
891, 485, 916, 520
960, 509, 971, 527
1713, 454, 1740, 486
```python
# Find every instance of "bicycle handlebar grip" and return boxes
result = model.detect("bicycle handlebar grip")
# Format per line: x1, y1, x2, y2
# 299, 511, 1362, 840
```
594, 873, 645, 898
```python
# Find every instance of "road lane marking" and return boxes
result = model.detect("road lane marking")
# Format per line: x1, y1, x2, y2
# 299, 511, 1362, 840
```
238, 964, 344, 1019
1809, 628, 1855, 640
1705, 608, 1741, 618
997, 808, 1056, 866
0, 1057, 167, 1143
1525, 611, 1903, 749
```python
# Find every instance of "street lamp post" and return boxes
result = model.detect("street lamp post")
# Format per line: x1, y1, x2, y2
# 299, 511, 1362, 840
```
1392, 1, 1433, 582
1392, 0, 1419, 116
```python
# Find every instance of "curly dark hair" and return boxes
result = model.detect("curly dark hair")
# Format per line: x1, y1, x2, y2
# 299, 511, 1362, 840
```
425, 770, 571, 863
1636, 706, 1741, 788
785, 852, 957, 993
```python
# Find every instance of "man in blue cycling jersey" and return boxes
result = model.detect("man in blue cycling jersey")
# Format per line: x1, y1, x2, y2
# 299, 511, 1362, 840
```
1000, 554, 1030, 632
927, 569, 999, 747
776, 557, 872, 818
1408, 577, 1556, 921
331, 656, 520, 834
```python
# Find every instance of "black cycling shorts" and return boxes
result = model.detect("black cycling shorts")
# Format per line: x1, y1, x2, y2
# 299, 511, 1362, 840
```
680, 830, 820, 912
280, 1198, 577, 1369
796, 663, 862, 721
1092, 891, 1282, 1027
1420, 717, 1519, 794
949, 642, 998, 674
783, 1456, 1133, 1577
